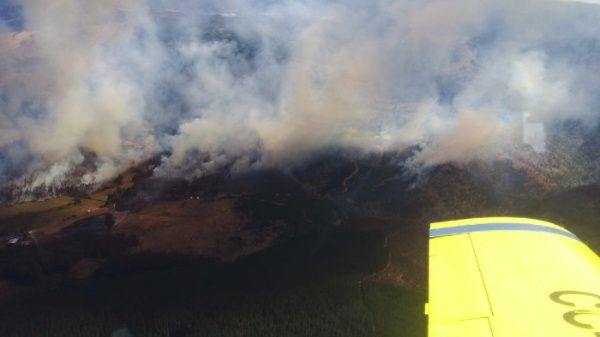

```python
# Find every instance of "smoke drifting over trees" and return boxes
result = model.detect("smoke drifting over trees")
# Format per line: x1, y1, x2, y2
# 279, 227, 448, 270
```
1, 0, 600, 193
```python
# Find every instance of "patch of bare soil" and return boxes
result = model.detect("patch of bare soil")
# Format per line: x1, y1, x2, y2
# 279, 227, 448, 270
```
69, 258, 106, 280
114, 199, 280, 261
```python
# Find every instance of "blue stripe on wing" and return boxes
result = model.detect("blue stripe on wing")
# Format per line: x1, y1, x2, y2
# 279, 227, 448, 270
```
429, 223, 580, 241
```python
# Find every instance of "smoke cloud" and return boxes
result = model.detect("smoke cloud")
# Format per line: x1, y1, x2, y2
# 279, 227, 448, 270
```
1, 0, 600, 194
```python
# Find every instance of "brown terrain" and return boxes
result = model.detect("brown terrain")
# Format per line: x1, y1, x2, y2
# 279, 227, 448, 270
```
114, 198, 281, 260
0, 126, 599, 293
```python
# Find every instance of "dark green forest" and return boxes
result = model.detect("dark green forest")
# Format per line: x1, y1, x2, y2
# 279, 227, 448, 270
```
0, 230, 426, 337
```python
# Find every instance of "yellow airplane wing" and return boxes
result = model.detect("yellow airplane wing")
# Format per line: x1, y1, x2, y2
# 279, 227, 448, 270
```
427, 217, 600, 337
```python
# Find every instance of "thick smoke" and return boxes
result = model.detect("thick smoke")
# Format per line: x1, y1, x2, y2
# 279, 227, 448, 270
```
1, 0, 600, 195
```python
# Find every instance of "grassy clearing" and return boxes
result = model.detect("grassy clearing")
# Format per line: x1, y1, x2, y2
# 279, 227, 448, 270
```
0, 171, 134, 235
0, 196, 107, 235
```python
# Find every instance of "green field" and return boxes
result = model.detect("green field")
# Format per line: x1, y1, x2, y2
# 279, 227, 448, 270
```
0, 196, 106, 235
0, 171, 134, 236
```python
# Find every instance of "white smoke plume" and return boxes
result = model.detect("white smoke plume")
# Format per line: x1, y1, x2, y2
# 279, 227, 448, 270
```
1, 0, 600, 194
